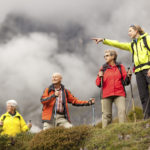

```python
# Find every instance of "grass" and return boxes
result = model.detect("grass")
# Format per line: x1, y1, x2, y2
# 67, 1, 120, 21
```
0, 107, 150, 150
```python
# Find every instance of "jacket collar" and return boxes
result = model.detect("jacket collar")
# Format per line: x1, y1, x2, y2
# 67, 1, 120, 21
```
5, 111, 20, 117
48, 84, 65, 92
103, 62, 121, 70
132, 32, 148, 43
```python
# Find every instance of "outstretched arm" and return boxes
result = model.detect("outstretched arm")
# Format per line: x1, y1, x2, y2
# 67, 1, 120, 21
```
92, 38, 132, 52
66, 89, 95, 106
103, 39, 132, 52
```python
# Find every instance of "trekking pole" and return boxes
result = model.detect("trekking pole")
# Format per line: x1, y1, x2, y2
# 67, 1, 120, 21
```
128, 67, 137, 122
54, 90, 59, 127
100, 71, 104, 99
143, 88, 150, 120
90, 98, 95, 126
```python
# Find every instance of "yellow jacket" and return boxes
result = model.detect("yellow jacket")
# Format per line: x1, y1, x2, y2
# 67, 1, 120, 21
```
103, 33, 150, 73
0, 111, 29, 136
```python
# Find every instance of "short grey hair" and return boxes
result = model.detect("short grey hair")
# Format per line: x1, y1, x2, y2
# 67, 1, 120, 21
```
6, 99, 18, 107
105, 49, 118, 61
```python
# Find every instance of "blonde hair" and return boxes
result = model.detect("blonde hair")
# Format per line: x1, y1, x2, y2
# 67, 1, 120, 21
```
105, 50, 118, 61
130, 24, 145, 35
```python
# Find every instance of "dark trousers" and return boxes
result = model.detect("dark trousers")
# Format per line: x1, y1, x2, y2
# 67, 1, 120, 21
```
136, 69, 150, 119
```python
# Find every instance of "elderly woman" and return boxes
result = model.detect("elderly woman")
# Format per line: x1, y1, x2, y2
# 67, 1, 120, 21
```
0, 100, 32, 136
96, 50, 131, 128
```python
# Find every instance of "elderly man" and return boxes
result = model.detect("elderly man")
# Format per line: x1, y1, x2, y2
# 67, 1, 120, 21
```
0, 100, 32, 136
41, 72, 95, 130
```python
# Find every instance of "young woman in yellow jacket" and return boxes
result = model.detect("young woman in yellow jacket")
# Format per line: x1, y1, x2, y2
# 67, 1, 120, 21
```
0, 100, 32, 136
92, 25, 150, 119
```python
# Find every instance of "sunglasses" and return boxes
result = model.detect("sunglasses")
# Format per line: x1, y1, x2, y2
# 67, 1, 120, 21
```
104, 54, 111, 58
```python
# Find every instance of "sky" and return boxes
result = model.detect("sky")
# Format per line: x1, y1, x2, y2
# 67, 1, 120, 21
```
0, 0, 149, 128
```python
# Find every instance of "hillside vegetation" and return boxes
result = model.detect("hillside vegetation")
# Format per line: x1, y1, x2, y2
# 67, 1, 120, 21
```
0, 107, 150, 150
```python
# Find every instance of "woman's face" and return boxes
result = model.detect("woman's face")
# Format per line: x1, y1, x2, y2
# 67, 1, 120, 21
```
7, 103, 16, 114
104, 52, 114, 64
128, 27, 138, 39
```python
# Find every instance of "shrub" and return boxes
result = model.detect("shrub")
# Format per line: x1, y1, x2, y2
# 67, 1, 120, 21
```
128, 107, 143, 121
29, 125, 92, 150
0, 135, 12, 150
0, 132, 34, 150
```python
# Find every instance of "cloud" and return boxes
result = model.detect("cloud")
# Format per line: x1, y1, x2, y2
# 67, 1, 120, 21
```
0, 0, 149, 127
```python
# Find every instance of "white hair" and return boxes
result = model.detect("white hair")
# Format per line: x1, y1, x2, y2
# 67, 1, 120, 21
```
6, 99, 18, 107
52, 72, 62, 79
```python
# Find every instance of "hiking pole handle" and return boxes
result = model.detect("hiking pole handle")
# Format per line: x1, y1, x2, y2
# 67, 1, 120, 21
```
128, 68, 136, 122
90, 98, 95, 126
127, 67, 132, 77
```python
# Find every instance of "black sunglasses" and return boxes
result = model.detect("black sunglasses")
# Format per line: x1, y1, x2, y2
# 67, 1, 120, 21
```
104, 54, 111, 58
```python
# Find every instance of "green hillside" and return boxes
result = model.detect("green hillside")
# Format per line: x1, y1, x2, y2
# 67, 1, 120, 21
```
1, 108, 150, 150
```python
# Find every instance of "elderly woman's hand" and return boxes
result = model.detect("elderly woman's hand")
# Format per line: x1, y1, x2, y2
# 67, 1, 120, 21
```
0, 121, 3, 126
28, 123, 32, 129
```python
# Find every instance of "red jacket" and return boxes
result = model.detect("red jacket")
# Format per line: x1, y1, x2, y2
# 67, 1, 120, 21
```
40, 84, 90, 122
96, 63, 129, 98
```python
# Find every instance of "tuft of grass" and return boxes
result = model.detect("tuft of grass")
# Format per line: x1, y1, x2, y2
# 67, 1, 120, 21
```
127, 107, 144, 121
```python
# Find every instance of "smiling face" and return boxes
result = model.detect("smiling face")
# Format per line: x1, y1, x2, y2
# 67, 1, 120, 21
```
7, 103, 16, 114
128, 27, 138, 39
52, 73, 62, 85
104, 52, 115, 64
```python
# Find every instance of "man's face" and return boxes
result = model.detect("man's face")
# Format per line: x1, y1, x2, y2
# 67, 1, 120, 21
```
52, 74, 62, 84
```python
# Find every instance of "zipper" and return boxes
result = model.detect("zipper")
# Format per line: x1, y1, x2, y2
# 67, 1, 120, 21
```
140, 42, 142, 51
135, 42, 141, 66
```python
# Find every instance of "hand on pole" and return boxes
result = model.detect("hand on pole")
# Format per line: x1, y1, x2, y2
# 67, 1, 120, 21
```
55, 90, 59, 97
0, 121, 3, 126
88, 98, 95, 105
127, 67, 132, 80
147, 69, 150, 77
98, 71, 104, 77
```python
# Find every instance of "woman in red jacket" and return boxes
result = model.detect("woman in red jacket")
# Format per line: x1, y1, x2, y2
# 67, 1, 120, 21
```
96, 50, 131, 128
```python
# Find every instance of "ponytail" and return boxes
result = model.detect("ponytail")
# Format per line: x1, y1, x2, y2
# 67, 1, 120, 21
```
130, 24, 145, 35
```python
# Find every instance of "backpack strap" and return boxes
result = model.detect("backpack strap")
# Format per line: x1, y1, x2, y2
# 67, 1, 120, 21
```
116, 64, 126, 96
143, 36, 150, 51
131, 41, 135, 63
16, 116, 21, 120
1, 115, 6, 121
48, 85, 68, 99
65, 89, 68, 98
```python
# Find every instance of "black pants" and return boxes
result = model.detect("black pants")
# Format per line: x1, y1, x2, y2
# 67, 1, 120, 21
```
136, 69, 150, 119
